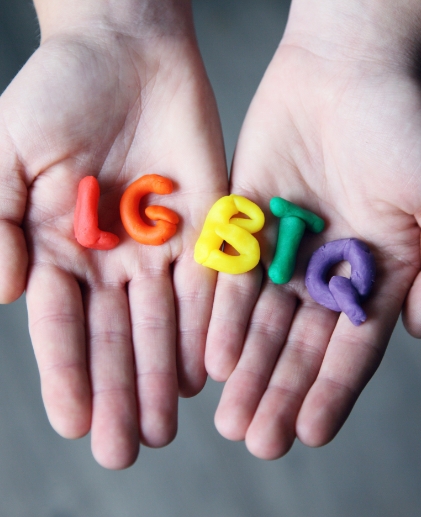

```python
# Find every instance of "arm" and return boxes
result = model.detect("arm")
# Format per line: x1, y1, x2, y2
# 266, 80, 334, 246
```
0, 0, 227, 468
205, 0, 421, 458
33, 0, 193, 38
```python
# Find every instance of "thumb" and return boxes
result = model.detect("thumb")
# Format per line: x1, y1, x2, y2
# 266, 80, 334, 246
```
402, 213, 421, 337
0, 123, 28, 302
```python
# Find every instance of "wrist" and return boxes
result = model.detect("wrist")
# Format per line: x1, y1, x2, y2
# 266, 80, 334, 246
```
33, 0, 193, 42
283, 0, 421, 67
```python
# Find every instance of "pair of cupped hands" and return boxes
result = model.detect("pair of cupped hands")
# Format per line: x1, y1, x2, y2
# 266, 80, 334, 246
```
1, 4, 421, 470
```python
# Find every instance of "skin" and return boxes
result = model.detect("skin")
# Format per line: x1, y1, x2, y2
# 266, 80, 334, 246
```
2, 0, 421, 470
0, 0, 227, 469
205, 0, 421, 460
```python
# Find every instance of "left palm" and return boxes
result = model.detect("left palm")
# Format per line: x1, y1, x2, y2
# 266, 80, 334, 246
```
0, 27, 227, 469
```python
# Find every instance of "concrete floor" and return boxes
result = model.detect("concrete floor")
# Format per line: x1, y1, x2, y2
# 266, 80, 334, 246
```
1, 0, 421, 515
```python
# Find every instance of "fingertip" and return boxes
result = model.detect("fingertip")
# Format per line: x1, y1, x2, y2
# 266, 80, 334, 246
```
177, 334, 208, 397
295, 391, 326, 447
402, 273, 421, 338
178, 369, 207, 398
295, 415, 328, 448
245, 440, 293, 461
295, 390, 350, 448
141, 421, 178, 449
0, 132, 28, 302
244, 390, 298, 460
214, 414, 246, 442
92, 441, 140, 471
206, 365, 230, 384
49, 415, 91, 441
137, 371, 179, 448
139, 392, 178, 448
42, 369, 92, 440
214, 401, 247, 442
0, 222, 27, 303
401, 312, 421, 339
245, 424, 295, 461
49, 414, 91, 441
402, 306, 421, 339
91, 393, 140, 471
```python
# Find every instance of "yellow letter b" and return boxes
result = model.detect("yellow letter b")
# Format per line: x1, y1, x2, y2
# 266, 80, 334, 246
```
194, 195, 265, 274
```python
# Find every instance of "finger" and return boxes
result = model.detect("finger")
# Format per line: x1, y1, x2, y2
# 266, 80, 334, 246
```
214, 282, 296, 441
244, 301, 338, 460
205, 268, 262, 382
173, 256, 216, 397
26, 264, 91, 439
296, 271, 407, 447
129, 265, 178, 448
0, 132, 28, 302
402, 270, 421, 337
87, 283, 139, 470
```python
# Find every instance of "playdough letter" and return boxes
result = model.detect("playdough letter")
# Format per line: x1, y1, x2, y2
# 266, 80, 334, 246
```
194, 195, 265, 274
120, 174, 179, 245
74, 176, 119, 250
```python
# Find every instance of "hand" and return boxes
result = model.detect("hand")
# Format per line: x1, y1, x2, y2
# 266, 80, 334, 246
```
0, 0, 227, 469
205, 0, 421, 459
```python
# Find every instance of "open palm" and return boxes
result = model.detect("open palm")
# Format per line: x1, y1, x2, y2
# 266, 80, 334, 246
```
206, 40, 421, 459
0, 27, 227, 469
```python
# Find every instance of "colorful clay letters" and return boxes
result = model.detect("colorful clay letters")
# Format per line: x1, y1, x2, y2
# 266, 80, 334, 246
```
74, 176, 119, 250
194, 195, 265, 274
74, 179, 375, 324
268, 198, 324, 284
120, 174, 179, 245
305, 239, 375, 326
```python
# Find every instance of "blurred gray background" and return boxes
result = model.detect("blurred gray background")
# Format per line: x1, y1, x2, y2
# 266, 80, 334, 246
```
1, 0, 421, 516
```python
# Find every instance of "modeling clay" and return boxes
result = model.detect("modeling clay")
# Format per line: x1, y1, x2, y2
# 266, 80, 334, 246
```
269, 198, 324, 284
120, 174, 179, 245
194, 194, 265, 274
305, 238, 375, 326
74, 176, 119, 250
